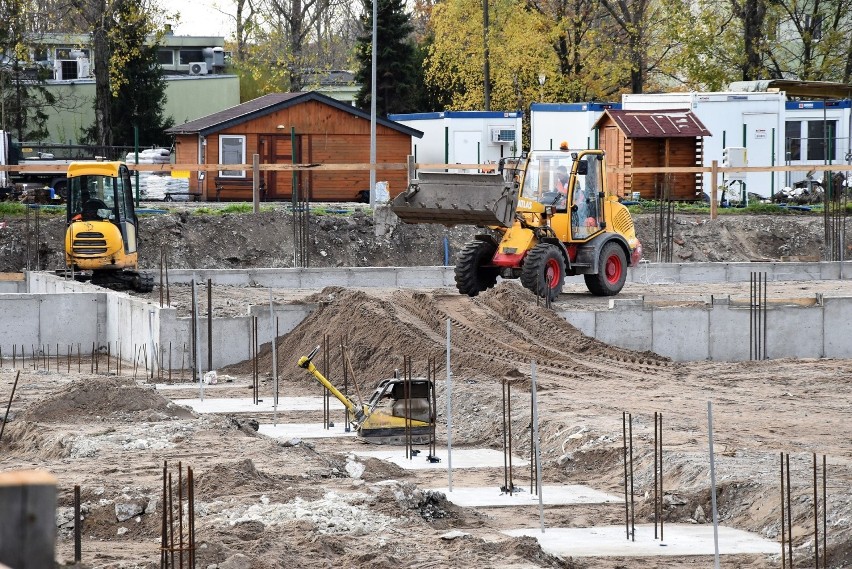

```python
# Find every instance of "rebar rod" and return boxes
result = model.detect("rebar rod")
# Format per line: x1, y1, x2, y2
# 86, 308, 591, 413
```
654, 411, 658, 539
74, 485, 81, 562
508, 380, 514, 494
161, 462, 168, 569
207, 279, 212, 373
622, 411, 629, 540
628, 411, 635, 541
659, 412, 663, 541
168, 471, 175, 569
814, 452, 819, 568
502, 378, 508, 492
159, 248, 164, 308
781, 453, 786, 569
188, 466, 195, 569
786, 453, 793, 567
822, 454, 827, 569
0, 371, 21, 444
179, 462, 184, 569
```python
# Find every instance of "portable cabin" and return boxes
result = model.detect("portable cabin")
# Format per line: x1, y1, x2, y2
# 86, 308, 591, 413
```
622, 92, 785, 198
594, 109, 711, 201
784, 99, 851, 188
387, 111, 523, 171
166, 91, 422, 202
529, 102, 620, 151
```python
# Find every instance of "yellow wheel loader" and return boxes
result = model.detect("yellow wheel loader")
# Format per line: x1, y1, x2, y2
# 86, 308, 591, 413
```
391, 149, 642, 300
298, 346, 434, 445
64, 161, 154, 293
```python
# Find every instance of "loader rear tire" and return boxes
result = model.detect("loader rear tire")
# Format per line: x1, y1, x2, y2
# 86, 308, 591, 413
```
521, 243, 565, 301
584, 241, 627, 296
454, 240, 498, 297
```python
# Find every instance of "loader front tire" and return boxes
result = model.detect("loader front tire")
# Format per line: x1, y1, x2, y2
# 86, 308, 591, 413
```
521, 243, 565, 301
454, 240, 498, 297
584, 241, 627, 296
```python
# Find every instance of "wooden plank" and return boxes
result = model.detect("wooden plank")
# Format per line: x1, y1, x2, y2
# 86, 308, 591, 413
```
0, 273, 25, 281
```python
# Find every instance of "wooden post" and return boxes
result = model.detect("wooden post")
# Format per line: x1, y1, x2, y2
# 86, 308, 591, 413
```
0, 470, 57, 569
252, 153, 260, 214
710, 160, 719, 220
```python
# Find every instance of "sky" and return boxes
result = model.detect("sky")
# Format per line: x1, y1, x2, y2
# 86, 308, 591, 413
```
158, 0, 235, 39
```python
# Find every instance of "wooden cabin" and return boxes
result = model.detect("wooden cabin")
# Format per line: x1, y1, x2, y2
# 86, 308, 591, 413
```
594, 109, 711, 201
166, 92, 423, 202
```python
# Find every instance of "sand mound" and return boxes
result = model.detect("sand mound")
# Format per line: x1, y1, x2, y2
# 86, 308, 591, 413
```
226, 283, 670, 391
22, 377, 196, 422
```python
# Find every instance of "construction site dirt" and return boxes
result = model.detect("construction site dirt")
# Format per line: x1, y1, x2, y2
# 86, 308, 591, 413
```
1, 208, 851, 568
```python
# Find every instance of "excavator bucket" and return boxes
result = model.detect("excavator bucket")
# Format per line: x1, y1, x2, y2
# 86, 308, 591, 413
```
390, 172, 519, 228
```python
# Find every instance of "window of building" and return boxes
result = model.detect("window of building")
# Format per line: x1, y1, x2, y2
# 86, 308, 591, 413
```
807, 120, 837, 161
785, 121, 801, 161
61, 60, 78, 80
219, 135, 246, 178
179, 50, 204, 65
157, 50, 174, 65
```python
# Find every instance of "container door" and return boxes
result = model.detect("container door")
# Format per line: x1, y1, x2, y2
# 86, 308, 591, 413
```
452, 131, 482, 172
742, 113, 778, 199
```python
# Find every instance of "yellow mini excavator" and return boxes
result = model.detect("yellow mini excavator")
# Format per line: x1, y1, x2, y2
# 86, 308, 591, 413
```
297, 346, 434, 445
64, 161, 153, 292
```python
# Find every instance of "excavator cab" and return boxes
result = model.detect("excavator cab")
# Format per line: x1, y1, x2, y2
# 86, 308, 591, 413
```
64, 161, 153, 292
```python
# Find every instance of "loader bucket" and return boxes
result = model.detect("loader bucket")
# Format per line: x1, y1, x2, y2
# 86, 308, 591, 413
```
390, 172, 519, 228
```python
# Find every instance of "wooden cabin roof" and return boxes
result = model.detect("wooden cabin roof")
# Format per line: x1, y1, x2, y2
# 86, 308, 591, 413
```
166, 91, 423, 138
594, 109, 711, 138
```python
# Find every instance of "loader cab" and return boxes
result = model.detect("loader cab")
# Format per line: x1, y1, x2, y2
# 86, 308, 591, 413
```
519, 150, 605, 240
67, 162, 139, 254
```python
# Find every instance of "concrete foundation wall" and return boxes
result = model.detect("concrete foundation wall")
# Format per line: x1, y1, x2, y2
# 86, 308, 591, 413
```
163, 267, 457, 288
21, 272, 317, 371
0, 293, 103, 356
5, 263, 852, 366
561, 295, 852, 361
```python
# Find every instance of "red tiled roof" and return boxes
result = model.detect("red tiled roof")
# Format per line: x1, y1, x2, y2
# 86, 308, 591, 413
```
596, 109, 711, 138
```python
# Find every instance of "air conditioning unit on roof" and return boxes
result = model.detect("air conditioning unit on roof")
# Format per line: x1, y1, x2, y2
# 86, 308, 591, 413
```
189, 62, 208, 76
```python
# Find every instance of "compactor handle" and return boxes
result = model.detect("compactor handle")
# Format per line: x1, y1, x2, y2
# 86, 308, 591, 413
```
299, 345, 321, 368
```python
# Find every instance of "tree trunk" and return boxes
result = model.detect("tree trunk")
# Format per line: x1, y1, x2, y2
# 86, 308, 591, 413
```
93, 12, 112, 147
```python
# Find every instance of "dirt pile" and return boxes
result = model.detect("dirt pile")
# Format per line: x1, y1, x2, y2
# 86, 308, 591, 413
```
228, 283, 669, 387
22, 377, 196, 422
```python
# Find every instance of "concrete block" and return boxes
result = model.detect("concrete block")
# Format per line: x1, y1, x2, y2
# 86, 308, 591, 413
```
766, 305, 823, 359
708, 305, 752, 361
677, 263, 728, 283
823, 297, 852, 358
629, 263, 680, 285
652, 307, 710, 361
596, 307, 653, 352
560, 311, 596, 337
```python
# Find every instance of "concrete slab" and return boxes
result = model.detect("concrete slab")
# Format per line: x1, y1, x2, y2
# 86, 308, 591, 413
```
431, 485, 620, 507
504, 524, 778, 558
258, 423, 357, 439
172, 397, 345, 413
154, 383, 235, 390
352, 448, 528, 470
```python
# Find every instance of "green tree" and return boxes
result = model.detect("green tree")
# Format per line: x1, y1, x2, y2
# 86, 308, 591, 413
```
0, 0, 57, 140
354, 0, 424, 115
79, 0, 171, 147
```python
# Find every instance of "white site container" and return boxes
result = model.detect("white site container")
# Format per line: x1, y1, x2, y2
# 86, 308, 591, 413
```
388, 111, 523, 172
784, 100, 852, 189
529, 102, 620, 151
